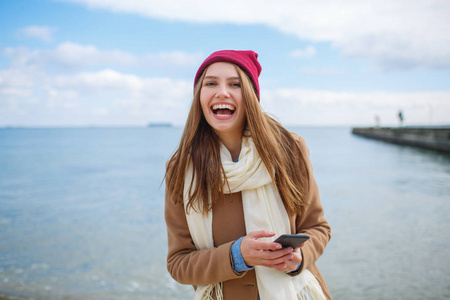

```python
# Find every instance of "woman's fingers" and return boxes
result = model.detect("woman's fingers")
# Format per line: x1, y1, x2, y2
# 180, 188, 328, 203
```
244, 249, 295, 268
242, 230, 280, 251
274, 248, 302, 272
245, 230, 276, 243
241, 231, 299, 267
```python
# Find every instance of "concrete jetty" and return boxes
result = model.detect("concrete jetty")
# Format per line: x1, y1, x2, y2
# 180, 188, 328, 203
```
352, 127, 450, 152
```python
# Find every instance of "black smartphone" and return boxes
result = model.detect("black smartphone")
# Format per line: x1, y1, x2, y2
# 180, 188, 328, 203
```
274, 234, 310, 248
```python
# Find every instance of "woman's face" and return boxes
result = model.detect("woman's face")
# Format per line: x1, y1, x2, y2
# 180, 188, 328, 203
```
200, 62, 246, 139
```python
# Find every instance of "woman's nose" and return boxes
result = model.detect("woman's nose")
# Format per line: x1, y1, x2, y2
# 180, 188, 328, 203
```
215, 84, 230, 99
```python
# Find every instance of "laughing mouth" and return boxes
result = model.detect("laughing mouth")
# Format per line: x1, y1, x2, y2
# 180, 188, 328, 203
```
211, 103, 236, 117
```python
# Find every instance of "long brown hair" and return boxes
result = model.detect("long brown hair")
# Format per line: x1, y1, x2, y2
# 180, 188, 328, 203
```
165, 64, 310, 216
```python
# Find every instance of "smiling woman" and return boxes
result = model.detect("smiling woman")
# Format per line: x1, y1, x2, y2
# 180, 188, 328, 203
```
164, 50, 331, 300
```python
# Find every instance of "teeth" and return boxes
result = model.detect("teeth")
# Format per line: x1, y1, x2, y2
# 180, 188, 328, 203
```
212, 104, 235, 111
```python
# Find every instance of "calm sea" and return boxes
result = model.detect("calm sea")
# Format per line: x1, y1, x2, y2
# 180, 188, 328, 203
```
0, 127, 449, 300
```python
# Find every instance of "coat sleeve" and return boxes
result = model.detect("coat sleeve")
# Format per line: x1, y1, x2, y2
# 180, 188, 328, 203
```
290, 134, 331, 275
164, 165, 246, 286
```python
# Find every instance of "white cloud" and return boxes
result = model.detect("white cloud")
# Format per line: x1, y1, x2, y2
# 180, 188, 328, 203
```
16, 26, 55, 43
0, 41, 203, 126
52, 42, 137, 68
1, 35, 448, 126
262, 89, 450, 126
4, 42, 136, 70
53, 69, 192, 104
2, 61, 449, 126
0, 67, 193, 126
54, 69, 144, 93
59, 0, 450, 70
0, 66, 35, 89
0, 65, 38, 113
291, 46, 316, 59
3, 42, 203, 71
142, 51, 204, 67
1, 88, 32, 98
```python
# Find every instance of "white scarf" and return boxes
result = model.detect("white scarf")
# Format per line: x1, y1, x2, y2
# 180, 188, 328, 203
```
184, 136, 325, 300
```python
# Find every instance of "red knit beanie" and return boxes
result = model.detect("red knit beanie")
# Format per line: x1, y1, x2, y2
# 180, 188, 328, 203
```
194, 50, 262, 100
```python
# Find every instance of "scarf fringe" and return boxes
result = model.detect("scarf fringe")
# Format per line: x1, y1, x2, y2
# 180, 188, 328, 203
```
199, 282, 223, 300
296, 276, 326, 300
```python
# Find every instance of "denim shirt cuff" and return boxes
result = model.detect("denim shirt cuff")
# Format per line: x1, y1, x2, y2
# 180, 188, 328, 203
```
231, 236, 254, 272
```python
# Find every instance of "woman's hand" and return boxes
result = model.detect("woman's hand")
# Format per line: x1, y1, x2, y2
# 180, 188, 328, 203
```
279, 247, 302, 273
240, 231, 303, 272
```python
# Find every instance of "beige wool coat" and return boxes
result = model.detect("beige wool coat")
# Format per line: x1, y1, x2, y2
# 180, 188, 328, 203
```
164, 134, 332, 300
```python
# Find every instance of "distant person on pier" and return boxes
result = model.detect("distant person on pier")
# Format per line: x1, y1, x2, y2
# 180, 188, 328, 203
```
164, 50, 331, 299
398, 110, 404, 127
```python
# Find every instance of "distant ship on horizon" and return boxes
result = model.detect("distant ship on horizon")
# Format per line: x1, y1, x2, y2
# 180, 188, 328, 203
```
147, 122, 173, 127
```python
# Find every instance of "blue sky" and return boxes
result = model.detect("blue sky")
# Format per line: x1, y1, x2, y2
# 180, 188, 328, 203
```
1, 0, 449, 127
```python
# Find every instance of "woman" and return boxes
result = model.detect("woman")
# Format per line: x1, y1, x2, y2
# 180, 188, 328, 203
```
165, 50, 331, 300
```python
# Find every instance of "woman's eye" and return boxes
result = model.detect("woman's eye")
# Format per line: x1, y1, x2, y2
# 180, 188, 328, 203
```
231, 82, 241, 87
204, 81, 216, 86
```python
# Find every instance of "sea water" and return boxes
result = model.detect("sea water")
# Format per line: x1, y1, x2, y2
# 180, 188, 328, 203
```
0, 127, 449, 300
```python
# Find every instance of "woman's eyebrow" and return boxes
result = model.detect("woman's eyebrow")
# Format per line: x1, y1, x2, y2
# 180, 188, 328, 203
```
204, 75, 240, 80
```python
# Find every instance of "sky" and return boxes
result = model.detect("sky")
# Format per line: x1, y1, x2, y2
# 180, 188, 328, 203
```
1, 0, 449, 127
